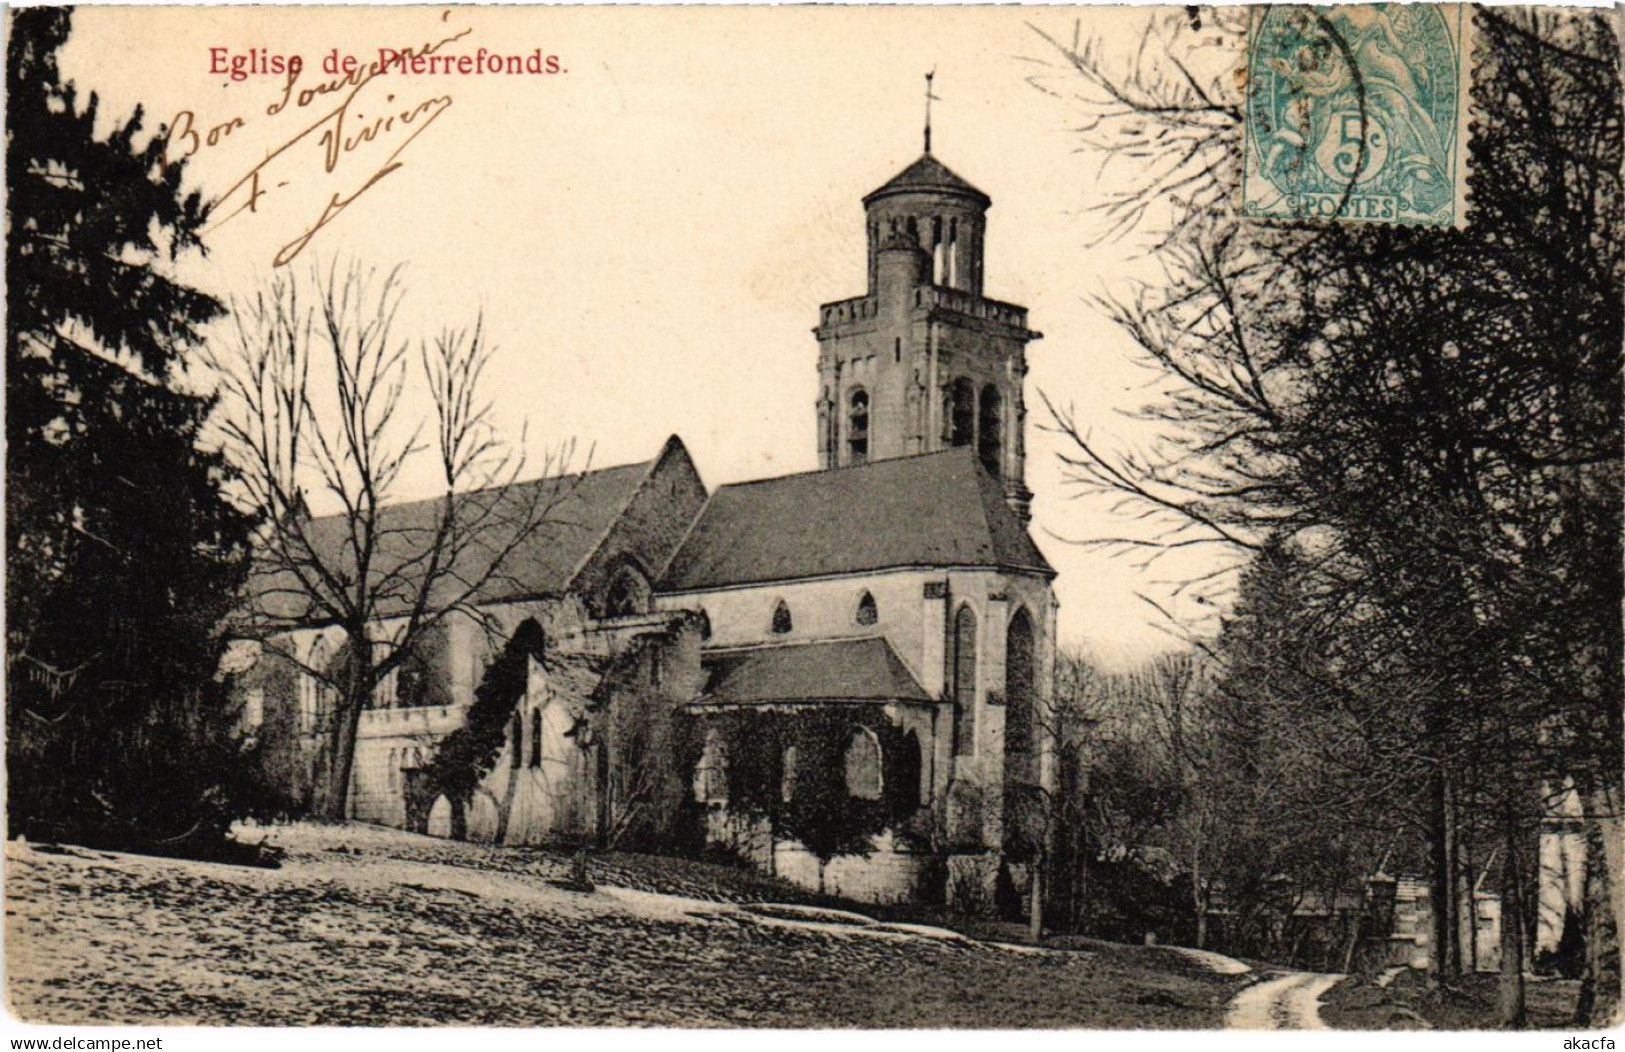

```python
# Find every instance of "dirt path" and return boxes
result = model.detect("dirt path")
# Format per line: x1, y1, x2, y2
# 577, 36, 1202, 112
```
1225, 971, 1345, 1029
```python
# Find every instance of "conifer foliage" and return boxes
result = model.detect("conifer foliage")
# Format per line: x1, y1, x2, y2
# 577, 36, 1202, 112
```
6, 8, 257, 855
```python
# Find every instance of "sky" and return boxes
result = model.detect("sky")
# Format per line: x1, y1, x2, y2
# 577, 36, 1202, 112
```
59, 4, 1241, 666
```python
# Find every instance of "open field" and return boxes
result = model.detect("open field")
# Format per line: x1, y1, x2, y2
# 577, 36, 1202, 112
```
6, 823, 1251, 1028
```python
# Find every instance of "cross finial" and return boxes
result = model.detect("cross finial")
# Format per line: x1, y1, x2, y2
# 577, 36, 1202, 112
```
924, 69, 939, 154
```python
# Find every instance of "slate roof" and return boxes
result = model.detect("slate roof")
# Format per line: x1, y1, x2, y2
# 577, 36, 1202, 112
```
250, 452, 662, 625
658, 448, 1053, 593
862, 153, 991, 209
694, 638, 932, 707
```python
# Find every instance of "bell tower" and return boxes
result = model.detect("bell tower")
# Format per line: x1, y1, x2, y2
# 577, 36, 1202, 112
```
813, 141, 1041, 520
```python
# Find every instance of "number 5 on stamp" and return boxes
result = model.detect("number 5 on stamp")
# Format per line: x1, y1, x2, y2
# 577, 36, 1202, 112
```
1242, 4, 1473, 228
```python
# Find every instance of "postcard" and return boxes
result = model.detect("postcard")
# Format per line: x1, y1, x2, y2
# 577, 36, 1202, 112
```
6, 2, 1621, 1035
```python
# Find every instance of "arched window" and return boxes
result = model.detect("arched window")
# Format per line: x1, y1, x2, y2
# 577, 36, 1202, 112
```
387, 749, 398, 790
781, 745, 800, 803
604, 563, 652, 617
696, 727, 728, 804
848, 388, 870, 465
931, 216, 945, 283
771, 599, 793, 635
948, 377, 976, 448
529, 708, 543, 768
304, 637, 332, 734
979, 385, 1002, 477
368, 641, 394, 710
510, 711, 524, 769
855, 591, 879, 626
844, 727, 883, 800
1004, 608, 1036, 776
695, 608, 712, 641
316, 643, 337, 728
412, 747, 424, 767
952, 605, 978, 756
820, 385, 837, 464
902, 729, 928, 807
512, 618, 546, 655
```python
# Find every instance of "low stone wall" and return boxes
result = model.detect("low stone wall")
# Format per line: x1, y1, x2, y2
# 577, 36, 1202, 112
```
771, 833, 925, 904
945, 851, 1001, 918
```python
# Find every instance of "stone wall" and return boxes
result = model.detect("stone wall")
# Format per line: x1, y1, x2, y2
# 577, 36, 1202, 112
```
772, 833, 927, 905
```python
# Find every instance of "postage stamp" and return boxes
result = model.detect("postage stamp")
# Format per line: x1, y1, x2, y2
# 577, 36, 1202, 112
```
1242, 4, 1473, 228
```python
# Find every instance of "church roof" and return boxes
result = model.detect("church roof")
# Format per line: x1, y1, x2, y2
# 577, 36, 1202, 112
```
863, 153, 990, 209
693, 637, 932, 707
658, 448, 1053, 593
248, 440, 688, 626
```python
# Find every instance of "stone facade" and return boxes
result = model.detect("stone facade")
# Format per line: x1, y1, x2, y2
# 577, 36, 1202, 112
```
239, 438, 712, 843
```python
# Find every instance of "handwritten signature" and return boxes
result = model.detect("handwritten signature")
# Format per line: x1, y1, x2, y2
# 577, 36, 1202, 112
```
164, 12, 472, 266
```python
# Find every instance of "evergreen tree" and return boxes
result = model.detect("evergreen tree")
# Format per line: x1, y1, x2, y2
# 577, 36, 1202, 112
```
6, 7, 257, 854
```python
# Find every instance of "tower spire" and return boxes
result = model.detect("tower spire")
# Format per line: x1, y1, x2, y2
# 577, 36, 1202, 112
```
923, 69, 938, 154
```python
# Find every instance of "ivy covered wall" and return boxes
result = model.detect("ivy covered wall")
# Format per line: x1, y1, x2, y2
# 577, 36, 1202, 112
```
677, 705, 927, 863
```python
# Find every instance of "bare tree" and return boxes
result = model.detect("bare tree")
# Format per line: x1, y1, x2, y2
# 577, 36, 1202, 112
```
208, 260, 579, 818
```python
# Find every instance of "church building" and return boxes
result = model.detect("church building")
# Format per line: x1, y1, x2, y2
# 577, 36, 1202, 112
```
234, 142, 1058, 908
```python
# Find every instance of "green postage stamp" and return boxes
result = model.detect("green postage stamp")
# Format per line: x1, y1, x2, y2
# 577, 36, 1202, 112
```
1243, 4, 1473, 228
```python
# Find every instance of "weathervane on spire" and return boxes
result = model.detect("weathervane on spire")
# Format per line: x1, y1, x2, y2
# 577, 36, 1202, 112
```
924, 68, 939, 154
